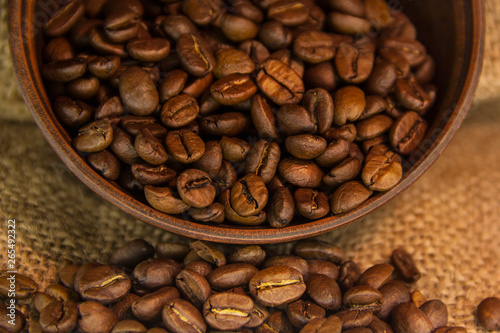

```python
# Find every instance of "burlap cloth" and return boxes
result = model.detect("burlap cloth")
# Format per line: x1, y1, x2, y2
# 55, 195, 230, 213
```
1, 0, 500, 330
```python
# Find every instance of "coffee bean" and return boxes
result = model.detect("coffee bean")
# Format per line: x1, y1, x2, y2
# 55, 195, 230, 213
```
391, 248, 421, 282
477, 297, 500, 330
362, 152, 402, 191
210, 74, 257, 106
302, 88, 334, 134
267, 186, 295, 228
230, 173, 269, 217
279, 158, 323, 188
333, 86, 366, 126
277, 104, 316, 136
104, 8, 140, 43
389, 111, 427, 155
306, 274, 341, 310
190, 241, 227, 267
190, 141, 223, 179
177, 169, 216, 208
299, 315, 342, 333
59, 264, 80, 289
132, 258, 182, 291
258, 21, 293, 51
287, 300, 325, 328
419, 299, 448, 329
286, 135, 327, 160
213, 49, 256, 79
111, 320, 147, 333
135, 128, 168, 165
357, 263, 394, 289
304, 61, 337, 91
132, 286, 180, 322
307, 259, 339, 280
87, 150, 121, 180
220, 14, 259, 42
391, 302, 434, 333
328, 12, 370, 35
0, 272, 37, 299
177, 33, 216, 77
228, 246, 267, 267
323, 157, 362, 188
183, 0, 221, 25
43, 57, 87, 82
163, 298, 207, 333
293, 31, 335, 63
127, 38, 170, 62
119, 67, 158, 116
323, 124, 357, 143
356, 115, 394, 141
249, 266, 306, 307
53, 96, 94, 127
330, 181, 372, 214
335, 37, 375, 84
184, 260, 214, 278
131, 164, 176, 186
203, 292, 254, 330
175, 269, 211, 308
336, 309, 373, 330
256, 59, 304, 105
378, 280, 411, 320
213, 161, 238, 193
44, 1, 85, 37
78, 301, 119, 333
263, 255, 309, 279
381, 38, 427, 67
188, 203, 225, 224
111, 293, 141, 320
166, 129, 206, 164
293, 188, 329, 219
161, 94, 199, 129
39, 300, 78, 333
200, 112, 249, 137
294, 240, 344, 264
343, 285, 382, 311
109, 239, 155, 269
74, 263, 131, 304
315, 139, 351, 168
144, 185, 191, 214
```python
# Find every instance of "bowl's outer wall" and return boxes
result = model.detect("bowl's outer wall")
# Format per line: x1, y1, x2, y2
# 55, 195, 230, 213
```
8, 0, 484, 243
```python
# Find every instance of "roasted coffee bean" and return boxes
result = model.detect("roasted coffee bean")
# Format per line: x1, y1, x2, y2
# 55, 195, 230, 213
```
135, 128, 169, 165
395, 78, 431, 112
257, 59, 304, 105
213, 161, 238, 192
434, 327, 467, 333
144, 185, 191, 214
245, 302, 270, 328
304, 61, 337, 91
411, 290, 427, 308
362, 153, 402, 191
53, 96, 94, 127
220, 14, 259, 42
213, 49, 255, 79
249, 95, 280, 141
59, 265, 80, 289
356, 115, 394, 141
377, 280, 410, 320
88, 27, 128, 57
390, 111, 428, 155
328, 12, 370, 35
419, 299, 448, 329
391, 302, 434, 333
315, 139, 351, 168
127, 38, 170, 62
228, 246, 266, 267
381, 38, 427, 67
190, 241, 226, 267
323, 124, 357, 143
477, 297, 500, 330
279, 158, 323, 188
133, 258, 181, 291
78, 301, 119, 333
111, 320, 147, 333
267, 186, 294, 228
200, 112, 249, 137
220, 136, 251, 163
103, 8, 140, 43
207, 263, 259, 289
119, 67, 158, 116
183, 72, 214, 99
39, 300, 78, 333
343, 285, 382, 311
88, 56, 120, 80
203, 292, 254, 330
87, 150, 121, 180
277, 104, 316, 136
391, 248, 421, 282
161, 15, 198, 41
330, 181, 373, 214
287, 300, 326, 328
43, 57, 87, 82
333, 86, 366, 126
177, 169, 216, 208
335, 37, 375, 84
74, 263, 131, 304
294, 240, 344, 264
159, 70, 188, 102
293, 31, 335, 63
299, 315, 342, 333
44, 284, 79, 303
132, 286, 180, 322
111, 293, 141, 320
306, 274, 341, 310
211, 74, 257, 105
366, 61, 398, 97
189, 203, 225, 223
191, 141, 223, 179
357, 264, 394, 289
302, 88, 334, 134
163, 298, 207, 333
44, 1, 85, 37
183, 0, 221, 25
175, 269, 211, 308
95, 96, 123, 120
258, 21, 293, 51
155, 243, 189, 261
286, 135, 327, 160
66, 76, 99, 100
166, 129, 206, 164
239, 40, 270, 65
249, 266, 306, 306
120, 115, 163, 137
294, 188, 329, 219
368, 316, 394, 333
131, 164, 176, 185
73, 120, 113, 153
267, 1, 309, 26
307, 259, 339, 280
109, 239, 155, 269
323, 157, 362, 188
177, 33, 216, 77
255, 310, 293, 333
184, 260, 213, 278
336, 309, 374, 330
0, 272, 38, 299
230, 173, 269, 217
161, 94, 199, 129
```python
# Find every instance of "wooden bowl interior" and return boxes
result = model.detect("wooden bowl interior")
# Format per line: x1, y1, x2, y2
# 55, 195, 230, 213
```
9, 0, 483, 243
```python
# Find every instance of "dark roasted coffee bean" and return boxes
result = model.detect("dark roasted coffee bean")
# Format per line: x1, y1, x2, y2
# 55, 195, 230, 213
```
177, 33, 216, 77
330, 181, 372, 214
39, 300, 78, 333
277, 104, 316, 136
184, 260, 213, 277
293, 31, 335, 63
220, 14, 259, 42
207, 263, 259, 289
214, 48, 256, 79
109, 239, 155, 269
362, 153, 402, 191
203, 292, 254, 330
307, 259, 339, 280
183, 0, 221, 25
44, 284, 79, 304
159, 69, 188, 102
335, 309, 373, 330
155, 243, 189, 261
211, 74, 257, 105
279, 158, 323, 188
230, 173, 268, 217
294, 188, 329, 219
304, 61, 337, 91
73, 119, 113, 153
111, 293, 141, 320
368, 316, 394, 333
132, 286, 180, 322
294, 240, 344, 264
306, 274, 341, 310
381, 38, 427, 67
44, 1, 85, 37
88, 56, 120, 80
0, 272, 37, 299
95, 96, 123, 120
328, 11, 370, 35
390, 111, 428, 155
70, 18, 102, 49
213, 161, 238, 192
228, 246, 266, 267
323, 124, 357, 143
343, 285, 382, 311
246, 302, 270, 328
166, 129, 206, 164
315, 139, 351, 168
286, 134, 327, 160
103, 7, 140, 43
189, 203, 225, 223
177, 169, 216, 208
88, 27, 127, 57
111, 320, 147, 333
59, 264, 80, 289
377, 280, 410, 320
338, 260, 361, 291
419, 299, 448, 329
357, 264, 394, 289
299, 315, 342, 333
135, 128, 168, 165
366, 61, 398, 97
267, 1, 309, 26
249, 266, 306, 306
110, 128, 140, 165
133, 258, 181, 291
53, 96, 94, 127
175, 269, 211, 308
78, 301, 118, 333
267, 186, 294, 228
302, 88, 334, 134
74, 263, 131, 304
333, 86, 366, 126
220, 136, 251, 163
200, 112, 249, 137
395, 78, 431, 113
127, 38, 170, 62
256, 59, 304, 105
161, 94, 199, 129
43, 57, 87, 82
391, 247, 421, 282
477, 297, 500, 330
119, 67, 158, 116
391, 302, 434, 333
190, 241, 226, 267
356, 115, 394, 141
287, 300, 325, 328
191, 141, 223, 179
131, 164, 176, 185
163, 298, 207, 333
323, 157, 362, 188
258, 21, 293, 51
144, 185, 191, 214
335, 37, 375, 84
67, 76, 99, 100
263, 255, 309, 279
161, 15, 198, 41
239, 40, 270, 65
87, 150, 121, 180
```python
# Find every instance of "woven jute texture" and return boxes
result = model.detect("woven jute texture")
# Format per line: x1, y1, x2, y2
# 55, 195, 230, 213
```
1, 1, 500, 331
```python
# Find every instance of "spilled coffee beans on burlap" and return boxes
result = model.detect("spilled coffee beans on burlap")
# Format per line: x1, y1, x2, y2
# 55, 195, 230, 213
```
42, 0, 437, 227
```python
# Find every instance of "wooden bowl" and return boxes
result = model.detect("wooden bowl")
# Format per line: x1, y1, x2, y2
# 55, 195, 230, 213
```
8, 0, 484, 244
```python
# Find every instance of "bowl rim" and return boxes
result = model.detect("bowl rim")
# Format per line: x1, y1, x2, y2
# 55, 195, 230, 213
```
7, 0, 485, 244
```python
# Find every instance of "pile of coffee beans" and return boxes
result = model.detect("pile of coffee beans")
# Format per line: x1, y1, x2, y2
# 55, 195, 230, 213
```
41, 0, 437, 227
6, 238, 497, 332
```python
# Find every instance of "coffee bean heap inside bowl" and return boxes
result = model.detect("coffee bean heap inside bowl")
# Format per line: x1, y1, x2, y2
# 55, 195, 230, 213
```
7, 239, 475, 333
41, 0, 437, 227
